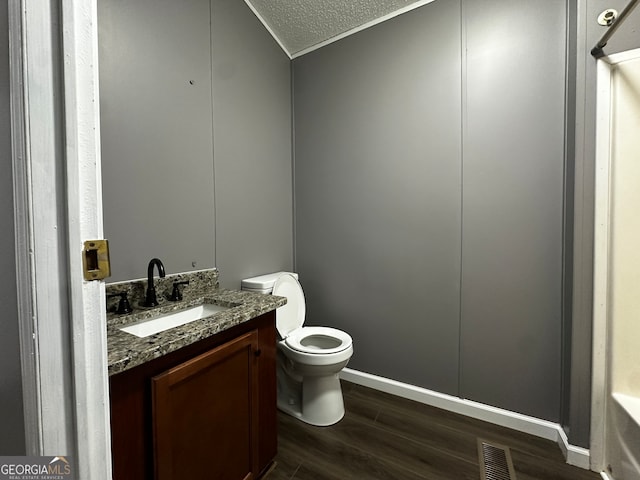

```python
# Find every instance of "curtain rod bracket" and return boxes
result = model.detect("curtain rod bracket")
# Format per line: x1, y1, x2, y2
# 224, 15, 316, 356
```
591, 0, 640, 58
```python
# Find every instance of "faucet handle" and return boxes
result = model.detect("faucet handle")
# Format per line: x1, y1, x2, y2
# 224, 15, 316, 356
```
107, 292, 133, 314
169, 280, 190, 302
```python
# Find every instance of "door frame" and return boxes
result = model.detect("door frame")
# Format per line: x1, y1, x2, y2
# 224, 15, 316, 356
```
590, 46, 640, 473
10, 0, 112, 477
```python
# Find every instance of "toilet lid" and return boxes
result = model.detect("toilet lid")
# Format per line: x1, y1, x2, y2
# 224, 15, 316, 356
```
273, 273, 305, 338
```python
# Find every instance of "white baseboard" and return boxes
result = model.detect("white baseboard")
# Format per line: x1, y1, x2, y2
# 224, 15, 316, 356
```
340, 368, 592, 470
600, 471, 613, 480
557, 426, 592, 469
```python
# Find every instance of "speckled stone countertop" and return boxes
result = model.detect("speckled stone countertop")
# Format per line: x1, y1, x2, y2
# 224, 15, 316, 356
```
106, 269, 285, 376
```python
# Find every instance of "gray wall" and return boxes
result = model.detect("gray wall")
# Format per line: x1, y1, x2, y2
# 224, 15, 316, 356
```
99, 0, 292, 285
212, 0, 293, 289
99, 0, 216, 281
564, 0, 640, 448
294, 0, 462, 395
459, 1, 566, 422
0, 1, 26, 455
294, 0, 567, 421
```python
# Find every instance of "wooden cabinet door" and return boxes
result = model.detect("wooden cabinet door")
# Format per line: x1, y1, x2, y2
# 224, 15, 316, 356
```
152, 331, 259, 480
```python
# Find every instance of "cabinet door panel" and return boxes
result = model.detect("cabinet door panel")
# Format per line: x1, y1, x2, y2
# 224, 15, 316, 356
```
152, 331, 259, 480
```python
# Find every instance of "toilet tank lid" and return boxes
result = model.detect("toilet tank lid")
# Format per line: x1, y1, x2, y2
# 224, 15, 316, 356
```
241, 271, 298, 290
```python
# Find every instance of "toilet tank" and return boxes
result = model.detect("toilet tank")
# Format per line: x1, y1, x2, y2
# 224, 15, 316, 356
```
241, 272, 299, 294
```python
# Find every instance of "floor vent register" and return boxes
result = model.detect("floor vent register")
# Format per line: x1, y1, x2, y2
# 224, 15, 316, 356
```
477, 439, 517, 480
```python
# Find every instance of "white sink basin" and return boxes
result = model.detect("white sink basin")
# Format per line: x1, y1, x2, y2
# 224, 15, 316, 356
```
119, 304, 229, 338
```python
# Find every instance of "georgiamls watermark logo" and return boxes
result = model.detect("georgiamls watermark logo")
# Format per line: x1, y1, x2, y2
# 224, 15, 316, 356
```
0, 456, 73, 480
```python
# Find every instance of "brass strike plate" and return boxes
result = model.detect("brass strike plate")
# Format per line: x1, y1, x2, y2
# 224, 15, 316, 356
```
83, 239, 111, 281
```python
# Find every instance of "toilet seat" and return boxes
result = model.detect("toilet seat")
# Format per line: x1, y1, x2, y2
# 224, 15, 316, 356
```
285, 326, 352, 355
273, 274, 352, 355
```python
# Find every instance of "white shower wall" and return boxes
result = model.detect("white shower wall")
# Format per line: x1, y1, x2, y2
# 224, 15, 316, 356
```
609, 52, 640, 401
605, 51, 640, 480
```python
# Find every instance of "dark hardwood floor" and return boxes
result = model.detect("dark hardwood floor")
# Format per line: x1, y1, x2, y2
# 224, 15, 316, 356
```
266, 381, 601, 480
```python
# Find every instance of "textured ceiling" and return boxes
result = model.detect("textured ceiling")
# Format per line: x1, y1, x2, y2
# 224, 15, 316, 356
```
245, 0, 432, 57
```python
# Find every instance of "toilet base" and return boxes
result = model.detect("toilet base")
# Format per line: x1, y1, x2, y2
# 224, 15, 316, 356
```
277, 372, 345, 426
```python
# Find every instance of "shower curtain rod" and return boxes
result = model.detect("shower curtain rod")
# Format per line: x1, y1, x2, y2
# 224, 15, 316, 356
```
591, 0, 640, 58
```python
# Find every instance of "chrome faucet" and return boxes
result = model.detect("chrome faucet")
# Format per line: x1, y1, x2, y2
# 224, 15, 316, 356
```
144, 258, 166, 307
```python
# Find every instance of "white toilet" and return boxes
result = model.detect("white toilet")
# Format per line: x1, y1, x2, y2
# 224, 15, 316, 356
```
241, 272, 353, 426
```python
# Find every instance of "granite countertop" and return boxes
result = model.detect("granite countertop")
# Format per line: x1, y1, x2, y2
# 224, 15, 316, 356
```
107, 288, 286, 376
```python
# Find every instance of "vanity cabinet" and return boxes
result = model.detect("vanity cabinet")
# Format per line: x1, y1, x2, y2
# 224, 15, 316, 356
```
109, 312, 277, 479
153, 331, 259, 480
